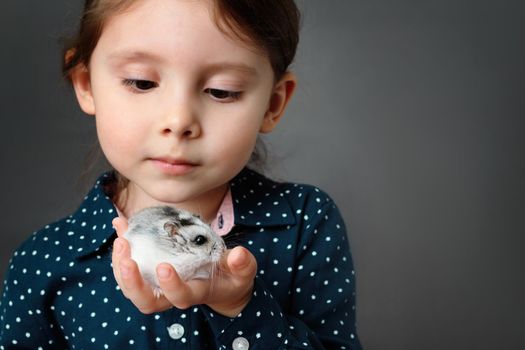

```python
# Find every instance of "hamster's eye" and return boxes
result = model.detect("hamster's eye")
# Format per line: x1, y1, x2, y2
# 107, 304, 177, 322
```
193, 235, 208, 246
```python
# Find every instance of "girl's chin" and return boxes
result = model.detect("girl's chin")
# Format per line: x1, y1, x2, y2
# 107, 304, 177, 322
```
121, 172, 230, 213
122, 183, 194, 210
141, 192, 195, 207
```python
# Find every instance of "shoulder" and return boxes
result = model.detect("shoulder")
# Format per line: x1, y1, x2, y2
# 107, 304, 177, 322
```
8, 215, 75, 268
234, 167, 336, 205
5, 214, 87, 285
1, 216, 75, 313
5, 172, 119, 275
230, 168, 342, 229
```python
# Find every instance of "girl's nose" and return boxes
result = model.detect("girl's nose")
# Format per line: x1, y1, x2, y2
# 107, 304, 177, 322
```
161, 103, 201, 139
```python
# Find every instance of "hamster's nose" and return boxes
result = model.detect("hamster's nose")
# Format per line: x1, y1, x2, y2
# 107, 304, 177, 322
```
211, 242, 222, 254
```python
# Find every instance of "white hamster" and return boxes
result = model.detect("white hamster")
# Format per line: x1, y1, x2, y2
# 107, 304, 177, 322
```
122, 206, 226, 297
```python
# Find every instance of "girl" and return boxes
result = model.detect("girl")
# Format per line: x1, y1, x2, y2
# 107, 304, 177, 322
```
0, 0, 362, 349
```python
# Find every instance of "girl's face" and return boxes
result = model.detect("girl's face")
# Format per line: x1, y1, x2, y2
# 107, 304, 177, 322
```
72, 0, 295, 218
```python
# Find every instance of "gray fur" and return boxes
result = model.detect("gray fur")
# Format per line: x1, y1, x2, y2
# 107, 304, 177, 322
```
122, 206, 226, 296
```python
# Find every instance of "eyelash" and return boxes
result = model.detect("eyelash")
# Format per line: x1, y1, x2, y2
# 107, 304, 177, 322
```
204, 88, 242, 101
121, 79, 242, 102
122, 79, 158, 92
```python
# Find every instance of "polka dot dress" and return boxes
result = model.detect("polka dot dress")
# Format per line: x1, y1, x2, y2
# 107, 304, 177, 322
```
0, 168, 362, 349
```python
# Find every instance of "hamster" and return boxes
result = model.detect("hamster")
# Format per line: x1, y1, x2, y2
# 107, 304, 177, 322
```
122, 206, 226, 297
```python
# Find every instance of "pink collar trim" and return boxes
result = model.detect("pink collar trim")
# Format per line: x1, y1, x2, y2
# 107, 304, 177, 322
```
210, 187, 235, 236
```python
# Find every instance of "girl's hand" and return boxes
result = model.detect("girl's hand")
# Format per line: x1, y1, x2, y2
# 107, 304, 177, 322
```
111, 217, 257, 317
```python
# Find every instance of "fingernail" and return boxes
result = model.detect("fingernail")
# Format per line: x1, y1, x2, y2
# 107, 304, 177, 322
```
238, 247, 247, 260
157, 266, 171, 279
235, 248, 248, 267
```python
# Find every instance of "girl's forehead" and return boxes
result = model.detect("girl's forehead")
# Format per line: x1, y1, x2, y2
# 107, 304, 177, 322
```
101, 0, 219, 44
97, 0, 267, 66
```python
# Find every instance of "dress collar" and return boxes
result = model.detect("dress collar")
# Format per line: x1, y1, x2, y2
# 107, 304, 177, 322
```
70, 172, 120, 259
210, 188, 234, 236
229, 168, 296, 228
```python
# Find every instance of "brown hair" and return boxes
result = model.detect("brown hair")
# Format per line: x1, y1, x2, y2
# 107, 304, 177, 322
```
63, 0, 300, 81
63, 0, 300, 201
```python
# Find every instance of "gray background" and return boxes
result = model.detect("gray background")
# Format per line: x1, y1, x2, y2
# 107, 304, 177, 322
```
1, 1, 524, 349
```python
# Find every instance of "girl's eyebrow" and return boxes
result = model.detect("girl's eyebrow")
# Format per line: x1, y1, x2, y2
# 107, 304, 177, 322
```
202, 62, 259, 78
107, 50, 164, 65
107, 50, 259, 77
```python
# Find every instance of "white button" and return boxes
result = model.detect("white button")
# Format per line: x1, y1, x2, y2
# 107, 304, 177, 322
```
232, 336, 249, 350
167, 323, 184, 340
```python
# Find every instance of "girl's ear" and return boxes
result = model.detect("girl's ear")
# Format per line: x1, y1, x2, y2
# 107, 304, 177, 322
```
260, 72, 297, 133
70, 62, 96, 116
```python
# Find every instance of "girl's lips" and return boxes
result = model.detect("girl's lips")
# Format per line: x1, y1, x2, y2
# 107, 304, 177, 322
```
150, 158, 199, 175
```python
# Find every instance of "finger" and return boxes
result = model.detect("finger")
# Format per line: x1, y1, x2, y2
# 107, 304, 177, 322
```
118, 257, 146, 294
157, 263, 206, 309
226, 246, 257, 279
111, 237, 130, 284
205, 248, 256, 317
119, 258, 172, 313
112, 238, 172, 313
112, 217, 129, 238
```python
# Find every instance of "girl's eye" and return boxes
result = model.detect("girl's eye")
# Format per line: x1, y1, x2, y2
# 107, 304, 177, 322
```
193, 235, 208, 246
122, 79, 158, 92
204, 88, 242, 102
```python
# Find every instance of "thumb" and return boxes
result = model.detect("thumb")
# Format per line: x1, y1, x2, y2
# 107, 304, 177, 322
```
112, 217, 129, 238
226, 246, 257, 279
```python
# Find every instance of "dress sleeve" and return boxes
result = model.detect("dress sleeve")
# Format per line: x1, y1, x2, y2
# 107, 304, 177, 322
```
0, 237, 66, 349
200, 196, 363, 349
289, 197, 362, 349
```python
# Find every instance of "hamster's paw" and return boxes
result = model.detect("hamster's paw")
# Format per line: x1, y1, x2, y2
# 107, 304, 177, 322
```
152, 286, 164, 299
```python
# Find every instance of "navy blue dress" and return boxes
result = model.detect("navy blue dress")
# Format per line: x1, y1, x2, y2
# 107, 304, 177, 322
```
0, 168, 362, 349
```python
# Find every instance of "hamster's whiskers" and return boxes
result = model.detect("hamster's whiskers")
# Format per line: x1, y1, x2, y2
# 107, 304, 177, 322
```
207, 260, 222, 299
222, 234, 245, 250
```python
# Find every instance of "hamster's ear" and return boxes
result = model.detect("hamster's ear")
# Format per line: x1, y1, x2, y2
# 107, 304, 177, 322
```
69, 61, 96, 116
164, 222, 180, 236
260, 71, 297, 133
